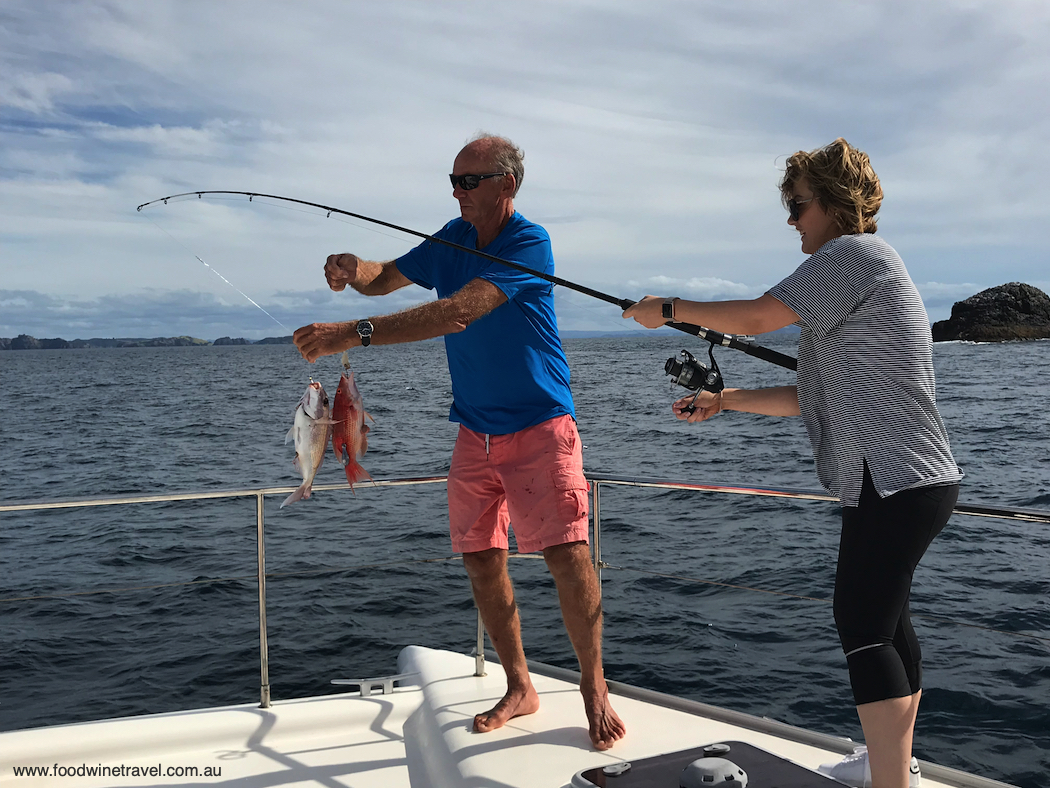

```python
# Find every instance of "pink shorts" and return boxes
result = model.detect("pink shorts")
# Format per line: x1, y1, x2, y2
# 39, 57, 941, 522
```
447, 414, 590, 554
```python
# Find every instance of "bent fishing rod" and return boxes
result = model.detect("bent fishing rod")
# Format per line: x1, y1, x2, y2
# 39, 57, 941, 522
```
137, 190, 797, 372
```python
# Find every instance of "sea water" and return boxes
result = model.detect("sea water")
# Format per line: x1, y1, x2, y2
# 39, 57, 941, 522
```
1, 335, 1048, 787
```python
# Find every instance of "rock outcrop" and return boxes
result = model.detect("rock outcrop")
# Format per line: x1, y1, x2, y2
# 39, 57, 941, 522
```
932, 283, 1050, 342
6, 334, 71, 350
127, 336, 210, 347
254, 336, 294, 345
1, 335, 211, 349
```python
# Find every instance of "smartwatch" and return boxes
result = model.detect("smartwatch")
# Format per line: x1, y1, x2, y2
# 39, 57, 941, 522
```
356, 319, 374, 347
661, 298, 679, 321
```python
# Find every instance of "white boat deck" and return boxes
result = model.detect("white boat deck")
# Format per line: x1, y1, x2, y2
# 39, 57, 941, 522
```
0, 646, 1012, 788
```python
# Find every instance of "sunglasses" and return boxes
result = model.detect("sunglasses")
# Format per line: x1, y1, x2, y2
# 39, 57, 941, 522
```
449, 172, 505, 191
787, 196, 814, 222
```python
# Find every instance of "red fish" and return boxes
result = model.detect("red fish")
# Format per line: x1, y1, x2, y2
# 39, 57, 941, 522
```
332, 353, 373, 492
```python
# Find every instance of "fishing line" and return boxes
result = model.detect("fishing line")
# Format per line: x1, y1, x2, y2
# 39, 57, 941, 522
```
138, 191, 798, 372
138, 209, 293, 334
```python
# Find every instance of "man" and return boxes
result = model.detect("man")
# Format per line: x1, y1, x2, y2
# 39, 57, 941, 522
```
293, 134, 625, 750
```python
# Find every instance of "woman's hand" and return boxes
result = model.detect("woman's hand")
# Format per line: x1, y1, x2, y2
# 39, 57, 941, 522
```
672, 391, 723, 423
622, 295, 669, 329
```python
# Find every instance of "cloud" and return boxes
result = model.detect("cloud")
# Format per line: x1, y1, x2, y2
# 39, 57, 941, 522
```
0, 286, 436, 342
641, 275, 761, 300
0, 71, 74, 113
90, 122, 228, 157
2, 1, 1049, 338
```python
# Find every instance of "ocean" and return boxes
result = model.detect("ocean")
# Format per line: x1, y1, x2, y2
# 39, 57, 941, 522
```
1, 335, 1048, 787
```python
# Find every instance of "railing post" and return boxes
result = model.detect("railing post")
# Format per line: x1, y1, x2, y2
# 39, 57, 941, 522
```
592, 480, 602, 585
256, 493, 271, 708
474, 607, 486, 676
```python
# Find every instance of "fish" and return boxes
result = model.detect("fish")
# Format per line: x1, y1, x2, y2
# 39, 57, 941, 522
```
281, 380, 335, 508
331, 351, 374, 493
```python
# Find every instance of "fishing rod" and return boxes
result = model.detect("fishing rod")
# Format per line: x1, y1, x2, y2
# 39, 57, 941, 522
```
137, 190, 798, 373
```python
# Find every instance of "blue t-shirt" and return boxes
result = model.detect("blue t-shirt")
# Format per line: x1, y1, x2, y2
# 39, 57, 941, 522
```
395, 212, 575, 435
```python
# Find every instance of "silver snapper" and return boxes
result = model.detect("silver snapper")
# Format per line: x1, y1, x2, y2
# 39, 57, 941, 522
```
282, 381, 335, 508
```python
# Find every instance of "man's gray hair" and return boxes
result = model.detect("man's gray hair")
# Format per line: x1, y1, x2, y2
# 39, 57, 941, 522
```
467, 132, 525, 196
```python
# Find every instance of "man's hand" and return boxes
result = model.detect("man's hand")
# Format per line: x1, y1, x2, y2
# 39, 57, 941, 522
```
622, 295, 668, 329
325, 253, 361, 292
293, 321, 356, 363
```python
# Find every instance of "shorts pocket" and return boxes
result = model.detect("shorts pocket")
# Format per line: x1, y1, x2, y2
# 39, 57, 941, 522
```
547, 466, 589, 522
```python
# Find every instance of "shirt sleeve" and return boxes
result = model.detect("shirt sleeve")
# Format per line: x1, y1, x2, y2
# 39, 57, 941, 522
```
767, 236, 872, 338
395, 225, 457, 291
478, 226, 554, 302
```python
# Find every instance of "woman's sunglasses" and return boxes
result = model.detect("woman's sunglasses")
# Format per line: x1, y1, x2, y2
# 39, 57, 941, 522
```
449, 172, 505, 191
787, 196, 814, 222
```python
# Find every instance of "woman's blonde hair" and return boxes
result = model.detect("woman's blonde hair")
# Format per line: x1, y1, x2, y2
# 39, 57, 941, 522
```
780, 138, 883, 234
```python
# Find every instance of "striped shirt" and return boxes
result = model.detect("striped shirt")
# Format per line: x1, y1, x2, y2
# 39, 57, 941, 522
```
767, 234, 962, 507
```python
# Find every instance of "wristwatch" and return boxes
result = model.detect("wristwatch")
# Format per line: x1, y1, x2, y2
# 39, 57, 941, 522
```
661, 298, 679, 321
356, 319, 374, 347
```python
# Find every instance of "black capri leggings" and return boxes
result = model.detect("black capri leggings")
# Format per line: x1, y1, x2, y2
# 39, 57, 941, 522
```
834, 464, 959, 706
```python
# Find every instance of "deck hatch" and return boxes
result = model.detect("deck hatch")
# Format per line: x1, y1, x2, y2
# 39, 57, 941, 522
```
573, 741, 841, 787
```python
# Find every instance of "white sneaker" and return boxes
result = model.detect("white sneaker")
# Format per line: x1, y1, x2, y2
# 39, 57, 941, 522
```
817, 746, 921, 787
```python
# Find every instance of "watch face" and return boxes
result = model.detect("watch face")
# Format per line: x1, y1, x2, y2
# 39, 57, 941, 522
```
357, 320, 373, 336
661, 302, 673, 319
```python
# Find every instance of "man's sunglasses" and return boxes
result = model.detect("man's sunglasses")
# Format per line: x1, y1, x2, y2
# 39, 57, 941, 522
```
787, 196, 814, 222
449, 172, 505, 191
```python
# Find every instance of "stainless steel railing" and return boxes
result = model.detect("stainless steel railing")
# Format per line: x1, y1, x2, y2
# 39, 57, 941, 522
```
0, 476, 446, 708
3, 474, 1047, 707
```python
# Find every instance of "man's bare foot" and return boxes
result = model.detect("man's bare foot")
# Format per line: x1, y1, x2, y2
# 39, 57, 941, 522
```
473, 684, 540, 733
582, 680, 626, 750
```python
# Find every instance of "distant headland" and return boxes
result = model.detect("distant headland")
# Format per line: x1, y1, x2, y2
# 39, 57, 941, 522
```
0, 335, 295, 350
10, 286, 1046, 351
932, 282, 1050, 342
0, 327, 801, 350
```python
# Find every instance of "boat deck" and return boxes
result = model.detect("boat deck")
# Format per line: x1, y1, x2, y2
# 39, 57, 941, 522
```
0, 646, 1012, 788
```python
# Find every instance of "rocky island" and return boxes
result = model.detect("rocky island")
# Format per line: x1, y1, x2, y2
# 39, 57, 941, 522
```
0, 335, 295, 350
932, 282, 1050, 342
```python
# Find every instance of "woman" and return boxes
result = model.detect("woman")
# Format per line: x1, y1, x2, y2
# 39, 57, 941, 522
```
624, 138, 962, 788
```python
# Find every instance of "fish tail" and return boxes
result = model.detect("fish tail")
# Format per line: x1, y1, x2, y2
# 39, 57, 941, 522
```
281, 481, 312, 508
344, 460, 372, 486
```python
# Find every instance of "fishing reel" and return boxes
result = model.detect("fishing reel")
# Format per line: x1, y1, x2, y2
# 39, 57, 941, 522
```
665, 347, 724, 414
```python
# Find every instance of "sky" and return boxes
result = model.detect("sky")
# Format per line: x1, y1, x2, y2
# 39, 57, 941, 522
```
2, 0, 1048, 341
